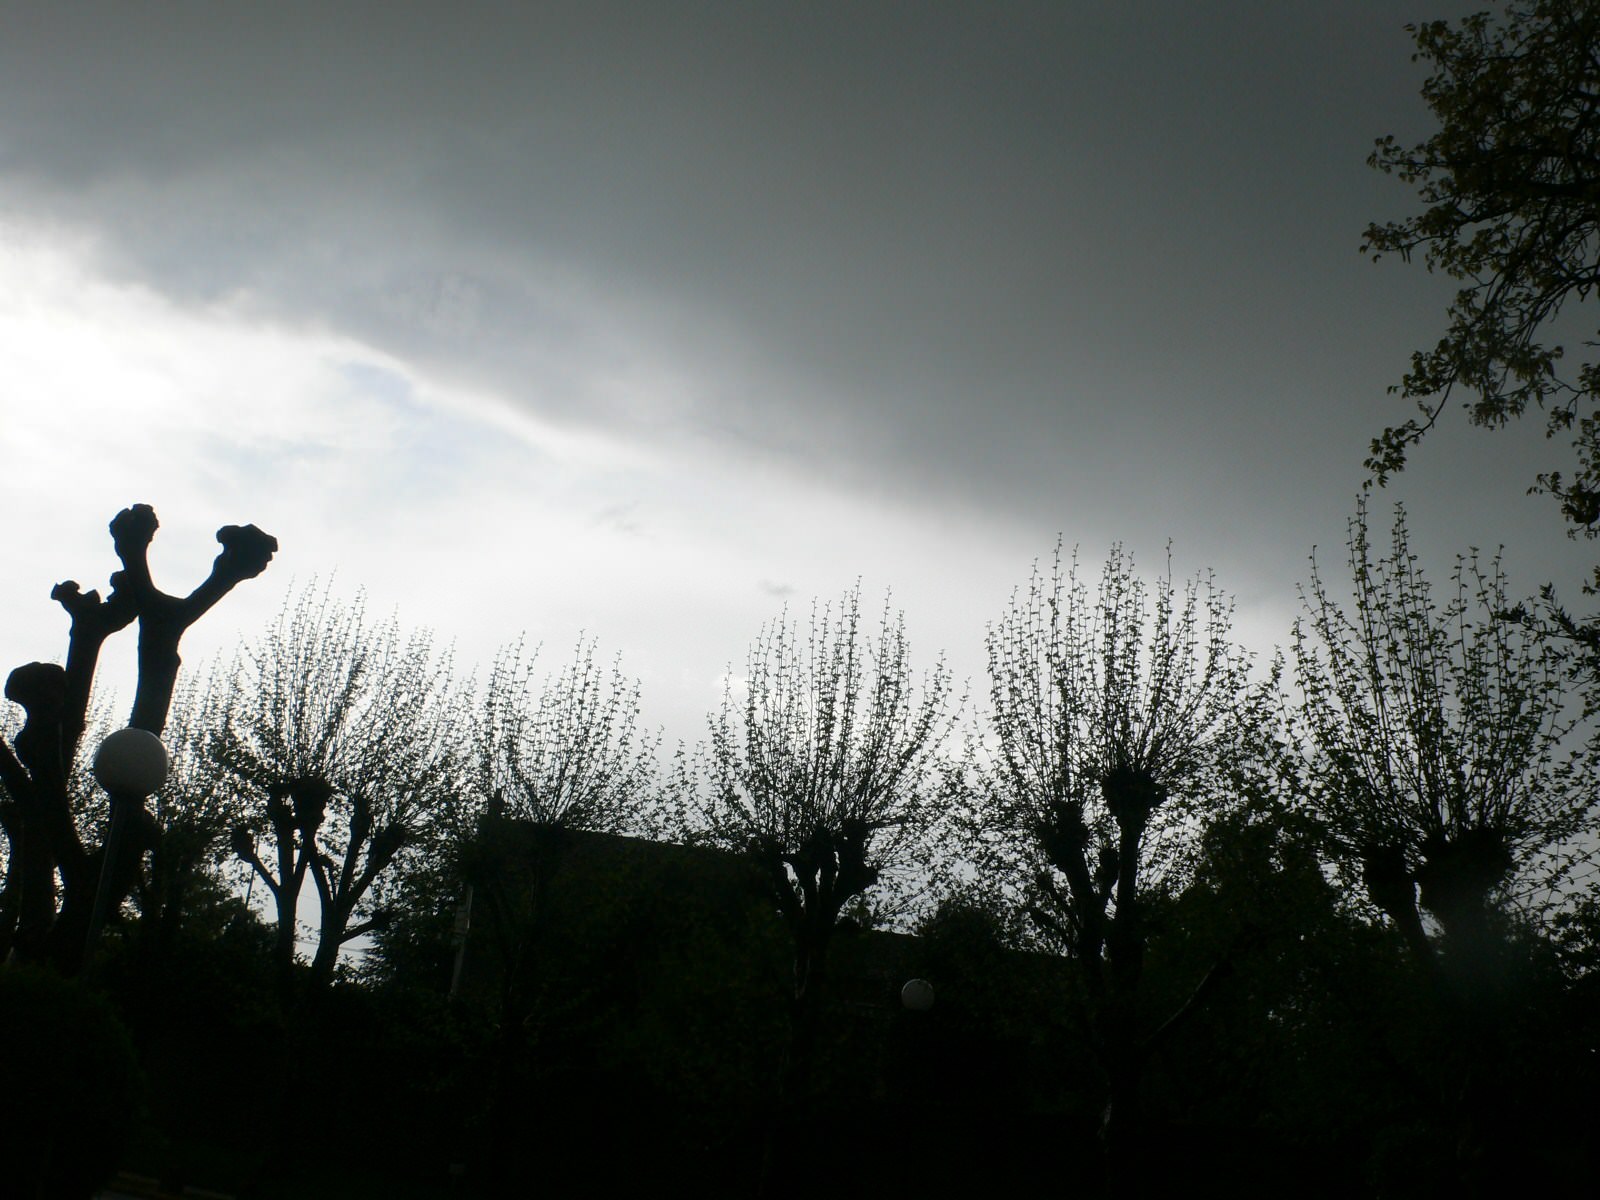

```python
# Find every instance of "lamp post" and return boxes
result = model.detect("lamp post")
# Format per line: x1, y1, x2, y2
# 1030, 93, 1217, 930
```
448, 884, 474, 1001
900, 978, 935, 1012
85, 727, 169, 955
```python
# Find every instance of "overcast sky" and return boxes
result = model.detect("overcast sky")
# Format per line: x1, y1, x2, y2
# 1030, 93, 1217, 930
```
1, 0, 1585, 751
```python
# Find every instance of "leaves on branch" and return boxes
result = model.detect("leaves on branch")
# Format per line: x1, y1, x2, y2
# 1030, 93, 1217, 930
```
968, 542, 1274, 958
698, 584, 957, 932
1365, 2, 1600, 532
212, 582, 463, 987
1289, 500, 1591, 936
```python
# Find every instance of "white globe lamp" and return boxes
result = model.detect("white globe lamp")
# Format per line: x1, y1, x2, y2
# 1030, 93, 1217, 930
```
92, 728, 169, 796
901, 978, 935, 1012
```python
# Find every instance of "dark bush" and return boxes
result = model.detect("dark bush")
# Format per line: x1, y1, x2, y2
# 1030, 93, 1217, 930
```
0, 965, 143, 1199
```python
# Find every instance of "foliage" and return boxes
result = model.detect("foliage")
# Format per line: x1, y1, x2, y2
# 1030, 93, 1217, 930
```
129, 669, 253, 955
377, 637, 664, 1006
1289, 502, 1590, 952
1128, 796, 1428, 1193
1364, 1, 1600, 532
214, 583, 464, 988
971, 543, 1273, 957
701, 585, 957, 925
967, 542, 1273, 1196
479, 638, 662, 835
450, 828, 787, 1194
906, 890, 1089, 1115
696, 583, 957, 1112
11, 509, 1600, 1195
0, 965, 143, 1198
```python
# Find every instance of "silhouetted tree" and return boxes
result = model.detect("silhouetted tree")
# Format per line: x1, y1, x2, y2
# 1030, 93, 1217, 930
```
358, 638, 668, 1192
1291, 503, 1590, 968
127, 670, 255, 964
1290, 502, 1594, 1192
480, 638, 662, 836
1135, 793, 1418, 1193
1365, 2, 1600, 536
967, 544, 1273, 1199
698, 585, 957, 1126
215, 585, 462, 990
456, 637, 662, 1015
0, 504, 275, 972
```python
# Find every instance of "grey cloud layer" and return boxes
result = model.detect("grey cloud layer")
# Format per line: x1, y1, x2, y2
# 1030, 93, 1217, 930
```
1, 0, 1490, 563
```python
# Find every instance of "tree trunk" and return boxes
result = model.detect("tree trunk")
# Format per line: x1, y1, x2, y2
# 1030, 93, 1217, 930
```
759, 918, 834, 1199
272, 890, 299, 991
308, 910, 345, 988
1097, 1000, 1145, 1200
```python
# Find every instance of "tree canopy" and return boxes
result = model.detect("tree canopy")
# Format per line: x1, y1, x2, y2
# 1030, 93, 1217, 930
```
697, 584, 957, 1117
1290, 503, 1591, 958
701, 586, 957, 928
1365, 2, 1600, 531
215, 584, 462, 988
478, 638, 661, 836
4, 507, 1599, 1196
967, 543, 1275, 1198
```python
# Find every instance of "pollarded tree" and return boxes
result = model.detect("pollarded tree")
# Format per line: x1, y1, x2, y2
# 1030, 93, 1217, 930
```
1290, 502, 1591, 970
216, 584, 463, 989
367, 637, 668, 1183
699, 585, 957, 1103
968, 543, 1273, 1198
1291, 503, 1597, 1193
129, 668, 257, 961
451, 637, 663, 1013
480, 638, 662, 836
0, 504, 275, 972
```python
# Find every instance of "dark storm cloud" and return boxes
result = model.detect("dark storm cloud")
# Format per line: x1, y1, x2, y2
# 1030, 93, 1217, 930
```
0, 0, 1489, 558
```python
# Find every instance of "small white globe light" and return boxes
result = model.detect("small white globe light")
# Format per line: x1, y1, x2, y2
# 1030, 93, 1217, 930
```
901, 978, 935, 1012
92, 728, 169, 796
